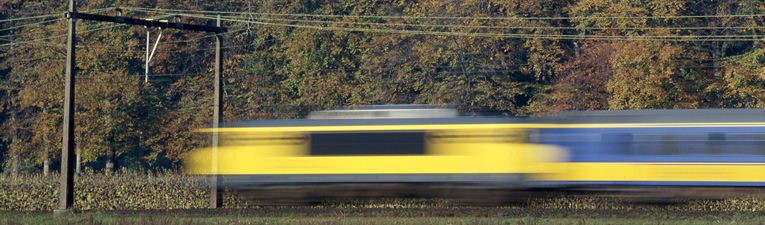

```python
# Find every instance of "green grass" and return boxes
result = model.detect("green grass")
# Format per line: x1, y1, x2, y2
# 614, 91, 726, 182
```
3, 211, 765, 225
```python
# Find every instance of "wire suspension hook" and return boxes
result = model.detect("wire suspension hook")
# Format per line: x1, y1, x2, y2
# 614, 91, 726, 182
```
145, 26, 163, 83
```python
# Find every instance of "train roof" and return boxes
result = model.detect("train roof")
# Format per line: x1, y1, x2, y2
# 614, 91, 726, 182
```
221, 116, 549, 128
306, 104, 458, 119
217, 108, 765, 128
546, 108, 765, 124
220, 105, 554, 128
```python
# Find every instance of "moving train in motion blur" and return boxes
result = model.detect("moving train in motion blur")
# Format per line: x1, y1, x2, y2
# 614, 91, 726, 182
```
185, 106, 765, 202
537, 108, 765, 187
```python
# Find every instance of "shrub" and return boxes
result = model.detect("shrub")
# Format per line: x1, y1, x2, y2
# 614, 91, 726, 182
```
0, 171, 217, 210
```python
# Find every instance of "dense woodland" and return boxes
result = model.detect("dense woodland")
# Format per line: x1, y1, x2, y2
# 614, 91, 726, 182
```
0, 0, 763, 175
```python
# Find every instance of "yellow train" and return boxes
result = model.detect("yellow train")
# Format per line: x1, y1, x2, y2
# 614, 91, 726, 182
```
187, 107, 765, 203
185, 106, 565, 192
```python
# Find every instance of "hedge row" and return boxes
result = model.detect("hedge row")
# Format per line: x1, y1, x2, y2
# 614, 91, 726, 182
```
4, 172, 765, 211
0, 171, 246, 210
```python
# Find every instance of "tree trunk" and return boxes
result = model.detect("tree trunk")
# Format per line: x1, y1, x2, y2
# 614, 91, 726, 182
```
713, 41, 728, 78
137, 133, 145, 172
43, 148, 50, 176
574, 42, 580, 60
10, 154, 18, 177
9, 90, 19, 177
43, 107, 50, 176
75, 145, 81, 175
105, 148, 115, 176
105, 160, 114, 175
105, 100, 115, 175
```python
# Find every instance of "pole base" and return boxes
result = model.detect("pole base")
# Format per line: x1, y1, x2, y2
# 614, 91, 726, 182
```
53, 208, 80, 217
53, 209, 69, 217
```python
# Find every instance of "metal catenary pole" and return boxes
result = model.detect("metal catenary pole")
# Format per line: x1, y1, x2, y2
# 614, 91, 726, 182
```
210, 15, 223, 209
54, 0, 77, 216
56, 4, 226, 214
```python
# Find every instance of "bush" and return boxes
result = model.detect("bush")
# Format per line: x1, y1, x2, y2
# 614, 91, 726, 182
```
0, 171, 220, 210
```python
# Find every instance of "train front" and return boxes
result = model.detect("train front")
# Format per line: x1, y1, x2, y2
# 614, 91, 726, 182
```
184, 106, 567, 203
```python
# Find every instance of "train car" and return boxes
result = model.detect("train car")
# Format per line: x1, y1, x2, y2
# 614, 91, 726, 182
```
535, 108, 765, 187
185, 106, 565, 200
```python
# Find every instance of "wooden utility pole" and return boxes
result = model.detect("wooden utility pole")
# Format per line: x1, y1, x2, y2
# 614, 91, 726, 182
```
55, 2, 226, 215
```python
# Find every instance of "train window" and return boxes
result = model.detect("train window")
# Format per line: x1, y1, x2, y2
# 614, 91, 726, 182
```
602, 133, 633, 155
640, 133, 709, 156
608, 133, 709, 156
309, 131, 426, 156
221, 132, 308, 146
627, 134, 667, 155
427, 129, 527, 143
669, 133, 708, 155
707, 133, 726, 155
723, 133, 765, 155
591, 132, 765, 157
616, 133, 765, 156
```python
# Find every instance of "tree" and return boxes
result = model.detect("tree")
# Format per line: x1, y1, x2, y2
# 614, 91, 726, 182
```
532, 41, 613, 111
719, 48, 765, 107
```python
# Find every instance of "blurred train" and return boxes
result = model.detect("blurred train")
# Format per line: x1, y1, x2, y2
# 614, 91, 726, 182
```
536, 108, 765, 187
185, 106, 765, 202
185, 105, 566, 198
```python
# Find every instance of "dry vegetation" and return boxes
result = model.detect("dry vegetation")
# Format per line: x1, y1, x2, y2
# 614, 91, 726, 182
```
0, 171, 220, 210
4, 172, 765, 212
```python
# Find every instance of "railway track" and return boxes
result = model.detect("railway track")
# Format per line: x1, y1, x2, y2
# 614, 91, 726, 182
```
81, 206, 761, 219
226, 186, 765, 207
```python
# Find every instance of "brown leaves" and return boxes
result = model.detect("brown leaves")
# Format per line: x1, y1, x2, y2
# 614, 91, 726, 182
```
606, 40, 685, 109
0, 172, 210, 210
540, 41, 614, 111
720, 48, 765, 108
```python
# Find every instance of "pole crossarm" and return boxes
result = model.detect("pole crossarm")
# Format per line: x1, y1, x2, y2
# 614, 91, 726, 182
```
66, 12, 227, 33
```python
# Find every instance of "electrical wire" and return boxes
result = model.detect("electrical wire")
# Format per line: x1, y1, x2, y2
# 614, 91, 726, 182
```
186, 14, 763, 42
0, 24, 128, 47
135, 11, 762, 41
0, 8, 110, 24
2, 6, 762, 57
1, 26, 69, 40
151, 12, 765, 33
0, 14, 175, 47
3, 7, 762, 46
215, 12, 765, 31
0, 13, 61, 23
0, 18, 65, 32
127, 7, 765, 20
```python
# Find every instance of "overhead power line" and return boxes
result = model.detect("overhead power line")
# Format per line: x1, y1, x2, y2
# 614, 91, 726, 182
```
2, 7, 762, 47
0, 24, 128, 47
127, 7, 765, 20
0, 8, 111, 23
0, 14, 176, 47
181, 14, 763, 42
118, 7, 765, 41
0, 13, 61, 23
0, 18, 65, 32
171, 12, 765, 31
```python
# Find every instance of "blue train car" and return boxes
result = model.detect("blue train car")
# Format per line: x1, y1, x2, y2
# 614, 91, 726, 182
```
536, 109, 765, 186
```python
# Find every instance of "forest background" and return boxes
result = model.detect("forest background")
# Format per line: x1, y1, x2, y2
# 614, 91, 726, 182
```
0, 0, 763, 175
